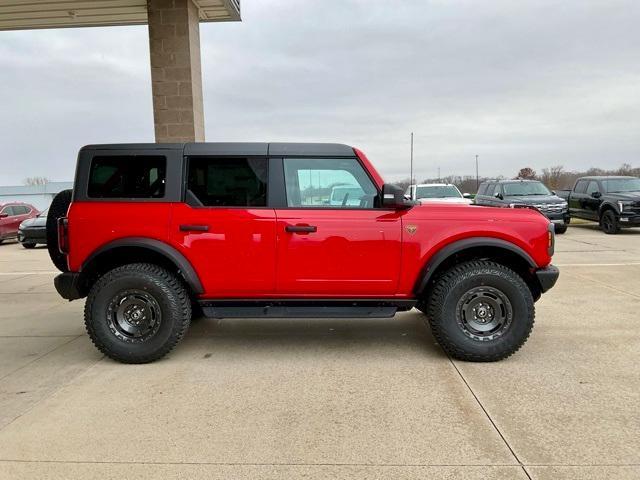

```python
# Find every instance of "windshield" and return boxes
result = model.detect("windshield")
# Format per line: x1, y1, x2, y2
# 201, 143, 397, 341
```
502, 182, 551, 196
38, 208, 48, 217
603, 178, 640, 193
415, 185, 461, 199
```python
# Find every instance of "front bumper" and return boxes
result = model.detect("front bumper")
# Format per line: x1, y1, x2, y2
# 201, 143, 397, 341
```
619, 214, 640, 227
18, 227, 46, 244
544, 212, 570, 225
54, 272, 85, 301
535, 265, 559, 293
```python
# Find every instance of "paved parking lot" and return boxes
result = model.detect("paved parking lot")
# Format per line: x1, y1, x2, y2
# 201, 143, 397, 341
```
0, 224, 638, 479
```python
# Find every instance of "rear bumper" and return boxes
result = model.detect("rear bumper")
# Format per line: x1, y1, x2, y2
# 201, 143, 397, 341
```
535, 265, 559, 293
54, 272, 85, 301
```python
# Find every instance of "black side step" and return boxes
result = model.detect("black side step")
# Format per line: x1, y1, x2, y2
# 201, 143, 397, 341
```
198, 299, 416, 319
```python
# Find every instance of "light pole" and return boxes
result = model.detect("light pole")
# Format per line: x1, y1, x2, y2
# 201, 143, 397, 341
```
410, 132, 414, 186
475, 154, 479, 190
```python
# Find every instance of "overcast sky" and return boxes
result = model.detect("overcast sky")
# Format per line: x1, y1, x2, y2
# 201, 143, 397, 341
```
0, 0, 639, 185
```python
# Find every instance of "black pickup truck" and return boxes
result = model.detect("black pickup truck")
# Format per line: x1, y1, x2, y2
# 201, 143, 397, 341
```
557, 176, 640, 234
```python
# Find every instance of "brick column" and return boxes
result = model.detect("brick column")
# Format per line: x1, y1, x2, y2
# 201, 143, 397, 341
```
148, 0, 204, 142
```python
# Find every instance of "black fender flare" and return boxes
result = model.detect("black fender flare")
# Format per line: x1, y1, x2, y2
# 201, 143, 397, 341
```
82, 237, 204, 294
413, 237, 537, 295
598, 202, 619, 217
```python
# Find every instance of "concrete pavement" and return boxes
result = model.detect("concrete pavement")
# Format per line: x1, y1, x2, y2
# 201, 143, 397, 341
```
0, 223, 638, 479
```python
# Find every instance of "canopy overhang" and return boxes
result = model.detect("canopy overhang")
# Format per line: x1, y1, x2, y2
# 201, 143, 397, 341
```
0, 0, 240, 30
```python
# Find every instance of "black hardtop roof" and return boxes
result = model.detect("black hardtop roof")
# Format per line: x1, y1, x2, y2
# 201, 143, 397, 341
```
80, 142, 356, 157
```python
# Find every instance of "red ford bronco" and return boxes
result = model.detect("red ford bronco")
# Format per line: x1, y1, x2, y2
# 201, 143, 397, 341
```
49, 143, 558, 364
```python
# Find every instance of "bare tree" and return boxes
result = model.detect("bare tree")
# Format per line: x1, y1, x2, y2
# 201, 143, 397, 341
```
516, 167, 537, 180
540, 166, 565, 189
23, 177, 49, 186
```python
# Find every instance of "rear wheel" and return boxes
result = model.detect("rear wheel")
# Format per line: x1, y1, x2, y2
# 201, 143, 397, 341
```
424, 260, 535, 362
46, 189, 73, 271
600, 210, 620, 234
22, 242, 36, 249
85, 263, 192, 364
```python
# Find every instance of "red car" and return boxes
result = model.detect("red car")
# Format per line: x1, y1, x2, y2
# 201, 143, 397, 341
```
0, 202, 38, 244
48, 143, 558, 364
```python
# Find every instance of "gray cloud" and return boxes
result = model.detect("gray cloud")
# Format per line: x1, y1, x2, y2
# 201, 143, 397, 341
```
1, 0, 639, 185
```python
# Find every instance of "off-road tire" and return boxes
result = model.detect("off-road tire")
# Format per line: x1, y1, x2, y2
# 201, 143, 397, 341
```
600, 210, 620, 234
46, 189, 73, 271
85, 263, 192, 364
22, 242, 36, 249
554, 224, 568, 234
425, 260, 535, 362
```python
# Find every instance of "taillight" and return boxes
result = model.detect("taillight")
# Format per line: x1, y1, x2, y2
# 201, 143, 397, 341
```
547, 223, 555, 256
57, 217, 69, 254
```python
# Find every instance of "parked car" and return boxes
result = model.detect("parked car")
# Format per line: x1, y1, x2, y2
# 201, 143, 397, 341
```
329, 185, 366, 206
474, 180, 570, 233
18, 208, 48, 249
557, 176, 640, 234
48, 143, 558, 364
0, 202, 38, 244
405, 183, 473, 204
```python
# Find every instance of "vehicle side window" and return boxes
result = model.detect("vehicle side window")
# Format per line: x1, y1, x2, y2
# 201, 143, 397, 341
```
14, 206, 28, 215
88, 156, 166, 199
477, 183, 487, 195
0, 206, 13, 216
586, 181, 600, 195
187, 157, 268, 207
283, 158, 378, 208
574, 180, 588, 193
485, 184, 495, 196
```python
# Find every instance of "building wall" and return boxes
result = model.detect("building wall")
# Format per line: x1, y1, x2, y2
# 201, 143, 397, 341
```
0, 182, 73, 211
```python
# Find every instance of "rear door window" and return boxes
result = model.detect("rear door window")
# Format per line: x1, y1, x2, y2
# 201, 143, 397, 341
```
88, 156, 166, 199
187, 157, 268, 207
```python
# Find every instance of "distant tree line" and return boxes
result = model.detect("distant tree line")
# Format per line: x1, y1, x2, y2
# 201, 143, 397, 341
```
394, 163, 639, 193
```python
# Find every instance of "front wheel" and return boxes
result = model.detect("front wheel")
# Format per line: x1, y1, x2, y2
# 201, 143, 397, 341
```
554, 224, 568, 234
21, 242, 36, 249
600, 210, 620, 234
85, 263, 192, 364
424, 260, 535, 362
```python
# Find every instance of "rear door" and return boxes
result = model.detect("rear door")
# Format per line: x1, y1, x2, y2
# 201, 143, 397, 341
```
169, 155, 277, 297
273, 156, 402, 296
570, 180, 588, 217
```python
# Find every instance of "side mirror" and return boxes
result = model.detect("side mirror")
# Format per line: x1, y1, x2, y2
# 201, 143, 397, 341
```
0, 213, 8, 219
462, 193, 471, 198
494, 192, 503, 200
591, 191, 601, 198
382, 184, 413, 209
551, 190, 556, 195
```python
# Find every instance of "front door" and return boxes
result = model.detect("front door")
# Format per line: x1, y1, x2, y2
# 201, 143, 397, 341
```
170, 156, 277, 297
274, 157, 402, 296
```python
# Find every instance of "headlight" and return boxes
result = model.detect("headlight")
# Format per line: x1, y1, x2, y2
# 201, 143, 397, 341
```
618, 201, 632, 213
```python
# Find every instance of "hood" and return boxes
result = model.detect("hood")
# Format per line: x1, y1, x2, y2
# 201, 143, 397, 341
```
503, 194, 565, 205
417, 197, 472, 204
605, 191, 640, 201
20, 215, 47, 228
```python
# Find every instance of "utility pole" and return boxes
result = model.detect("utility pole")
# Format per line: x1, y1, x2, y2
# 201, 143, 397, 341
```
438, 167, 441, 182
475, 154, 479, 190
410, 132, 414, 186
